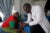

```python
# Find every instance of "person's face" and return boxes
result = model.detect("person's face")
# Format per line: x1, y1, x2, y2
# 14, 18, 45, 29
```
23, 6, 31, 13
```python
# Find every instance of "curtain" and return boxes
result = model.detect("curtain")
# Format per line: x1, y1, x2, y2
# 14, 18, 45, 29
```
0, 0, 14, 21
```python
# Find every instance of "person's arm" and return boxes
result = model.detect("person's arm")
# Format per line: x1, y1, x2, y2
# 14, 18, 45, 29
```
29, 6, 43, 26
24, 13, 31, 24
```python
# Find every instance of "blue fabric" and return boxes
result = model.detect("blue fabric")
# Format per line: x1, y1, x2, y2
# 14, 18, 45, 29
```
24, 26, 30, 33
46, 16, 50, 22
22, 18, 27, 22
22, 14, 27, 22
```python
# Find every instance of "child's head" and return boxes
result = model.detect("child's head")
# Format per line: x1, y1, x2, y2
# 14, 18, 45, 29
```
23, 3, 31, 13
13, 12, 19, 18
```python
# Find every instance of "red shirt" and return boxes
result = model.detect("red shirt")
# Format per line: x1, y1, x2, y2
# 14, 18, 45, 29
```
2, 15, 18, 28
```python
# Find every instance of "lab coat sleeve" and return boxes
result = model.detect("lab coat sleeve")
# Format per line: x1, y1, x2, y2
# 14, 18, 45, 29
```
29, 6, 43, 26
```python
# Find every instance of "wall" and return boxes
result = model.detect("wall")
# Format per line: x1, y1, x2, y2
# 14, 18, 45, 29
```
20, 0, 47, 14
14, 0, 50, 15
14, 0, 21, 12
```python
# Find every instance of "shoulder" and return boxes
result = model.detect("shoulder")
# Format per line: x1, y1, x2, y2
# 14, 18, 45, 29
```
31, 5, 44, 13
31, 5, 42, 10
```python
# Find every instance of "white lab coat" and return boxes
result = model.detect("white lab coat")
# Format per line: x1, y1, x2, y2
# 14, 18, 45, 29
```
24, 5, 50, 33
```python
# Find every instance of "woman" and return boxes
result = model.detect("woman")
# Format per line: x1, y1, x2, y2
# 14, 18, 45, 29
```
23, 3, 49, 33
2, 12, 19, 33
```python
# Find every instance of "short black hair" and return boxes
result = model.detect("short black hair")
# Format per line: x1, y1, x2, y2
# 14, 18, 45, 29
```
23, 3, 31, 9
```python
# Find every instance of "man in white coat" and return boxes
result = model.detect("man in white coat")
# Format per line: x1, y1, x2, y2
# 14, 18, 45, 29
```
23, 3, 50, 33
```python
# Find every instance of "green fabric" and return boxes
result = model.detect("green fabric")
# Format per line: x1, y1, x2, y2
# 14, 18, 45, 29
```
2, 28, 18, 33
9, 21, 15, 28
18, 15, 22, 22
